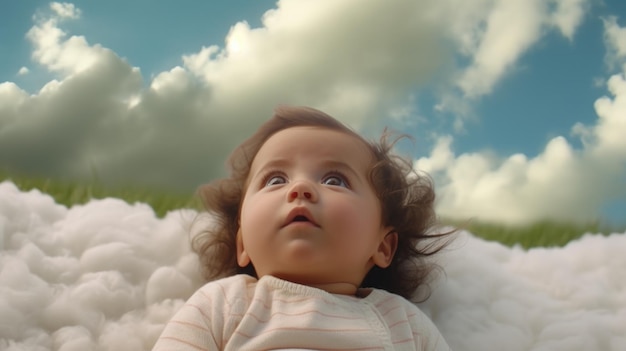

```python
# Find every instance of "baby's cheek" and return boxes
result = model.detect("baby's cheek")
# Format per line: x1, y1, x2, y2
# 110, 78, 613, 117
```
330, 202, 369, 230
240, 198, 265, 228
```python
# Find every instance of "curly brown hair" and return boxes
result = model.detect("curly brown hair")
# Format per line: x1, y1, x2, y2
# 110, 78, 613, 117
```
192, 105, 453, 300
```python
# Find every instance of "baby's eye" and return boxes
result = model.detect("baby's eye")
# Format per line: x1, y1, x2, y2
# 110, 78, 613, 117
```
322, 174, 349, 188
265, 175, 287, 187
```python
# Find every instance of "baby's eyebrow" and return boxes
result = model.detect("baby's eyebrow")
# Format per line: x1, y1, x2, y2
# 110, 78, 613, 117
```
319, 160, 361, 180
249, 159, 292, 180
250, 159, 361, 181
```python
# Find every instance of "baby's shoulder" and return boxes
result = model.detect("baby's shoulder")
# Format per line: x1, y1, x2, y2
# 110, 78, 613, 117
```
365, 288, 417, 307
367, 290, 449, 348
366, 289, 432, 320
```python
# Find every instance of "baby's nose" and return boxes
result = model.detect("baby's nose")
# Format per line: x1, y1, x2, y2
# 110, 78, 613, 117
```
287, 182, 318, 202
289, 190, 312, 200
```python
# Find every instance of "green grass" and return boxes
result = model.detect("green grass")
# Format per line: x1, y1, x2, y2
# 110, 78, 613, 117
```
446, 220, 622, 249
2, 173, 623, 248
1, 173, 201, 218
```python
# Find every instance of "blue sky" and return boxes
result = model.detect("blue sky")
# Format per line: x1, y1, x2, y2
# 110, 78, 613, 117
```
1, 1, 276, 92
1, 0, 625, 225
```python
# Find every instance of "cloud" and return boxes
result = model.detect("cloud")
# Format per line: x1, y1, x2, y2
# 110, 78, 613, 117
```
17, 67, 29, 76
27, 3, 103, 76
181, 0, 448, 126
0, 181, 200, 350
421, 230, 626, 351
1, 181, 625, 350
435, 0, 590, 126
458, 0, 588, 97
416, 18, 626, 223
456, 0, 545, 97
0, 0, 451, 190
49, 2, 80, 19
549, 0, 589, 40
603, 16, 626, 69
0, 1, 619, 224
0, 5, 245, 189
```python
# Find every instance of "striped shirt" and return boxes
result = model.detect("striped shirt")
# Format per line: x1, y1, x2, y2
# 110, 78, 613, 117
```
152, 274, 450, 351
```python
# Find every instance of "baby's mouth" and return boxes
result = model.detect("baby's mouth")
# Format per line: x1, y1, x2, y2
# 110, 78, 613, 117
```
292, 215, 310, 222
283, 208, 319, 227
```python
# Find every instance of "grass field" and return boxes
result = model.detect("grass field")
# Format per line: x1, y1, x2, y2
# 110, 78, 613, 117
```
1, 174, 201, 218
2, 174, 622, 249
449, 219, 618, 249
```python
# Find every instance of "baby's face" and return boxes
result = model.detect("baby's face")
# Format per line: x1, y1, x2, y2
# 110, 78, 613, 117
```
236, 126, 395, 293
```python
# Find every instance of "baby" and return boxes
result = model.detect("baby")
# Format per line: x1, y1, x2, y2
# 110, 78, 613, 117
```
152, 106, 452, 350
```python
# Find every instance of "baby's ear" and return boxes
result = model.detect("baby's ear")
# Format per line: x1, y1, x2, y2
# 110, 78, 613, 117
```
236, 229, 251, 267
373, 229, 397, 268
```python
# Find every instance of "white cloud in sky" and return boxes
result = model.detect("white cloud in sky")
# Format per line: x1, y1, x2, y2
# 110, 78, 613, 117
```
17, 67, 29, 76
549, 0, 589, 40
49, 2, 81, 19
1, 181, 625, 350
417, 21, 626, 223
181, 0, 447, 126
26, 5, 105, 76
603, 16, 626, 70
0, 0, 451, 191
455, 0, 545, 98
0, 0, 624, 224
441, 0, 589, 107
414, 4, 626, 225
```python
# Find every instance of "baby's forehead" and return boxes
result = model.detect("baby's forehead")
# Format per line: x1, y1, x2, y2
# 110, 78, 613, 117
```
249, 126, 376, 173
259, 126, 372, 156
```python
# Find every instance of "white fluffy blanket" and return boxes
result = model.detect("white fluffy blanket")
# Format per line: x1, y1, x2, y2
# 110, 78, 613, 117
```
1, 181, 624, 351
